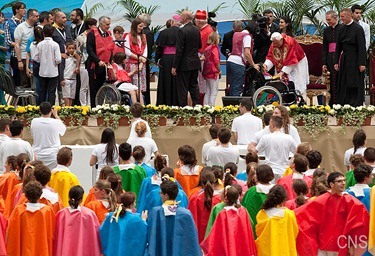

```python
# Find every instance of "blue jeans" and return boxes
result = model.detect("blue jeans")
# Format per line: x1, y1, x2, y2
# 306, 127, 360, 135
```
227, 61, 245, 96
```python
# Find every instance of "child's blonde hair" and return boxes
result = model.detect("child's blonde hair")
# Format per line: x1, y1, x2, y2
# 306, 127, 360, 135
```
207, 32, 219, 45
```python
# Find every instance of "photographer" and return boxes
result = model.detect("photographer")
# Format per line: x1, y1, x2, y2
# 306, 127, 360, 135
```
253, 11, 279, 63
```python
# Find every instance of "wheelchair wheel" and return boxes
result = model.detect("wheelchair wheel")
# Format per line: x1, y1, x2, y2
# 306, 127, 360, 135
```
95, 84, 122, 106
253, 85, 283, 107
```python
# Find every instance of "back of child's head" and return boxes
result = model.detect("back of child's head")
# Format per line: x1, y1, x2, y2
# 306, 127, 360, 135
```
293, 153, 309, 174
296, 142, 312, 156
33, 164, 51, 186
245, 150, 259, 164
224, 185, 240, 208
212, 165, 224, 181
135, 122, 147, 137
43, 24, 54, 37
160, 180, 178, 200
200, 170, 215, 211
130, 103, 143, 118
239, 98, 253, 111
352, 129, 366, 153
154, 155, 167, 173
350, 154, 365, 169
262, 185, 286, 210
306, 150, 322, 169
24, 181, 43, 203
113, 52, 126, 65
68, 185, 84, 209
207, 31, 219, 45
161, 167, 174, 178
107, 173, 123, 201
133, 145, 145, 162
119, 142, 132, 161
224, 162, 238, 187
178, 145, 197, 167
208, 124, 221, 140
217, 127, 231, 144
57, 147, 72, 166
6, 155, 17, 171
353, 164, 373, 183
119, 192, 136, 218
98, 166, 114, 180
246, 162, 257, 188
263, 110, 273, 126
293, 179, 309, 207
256, 164, 274, 184
364, 147, 375, 164
231, 184, 242, 197
95, 180, 117, 211
16, 153, 31, 178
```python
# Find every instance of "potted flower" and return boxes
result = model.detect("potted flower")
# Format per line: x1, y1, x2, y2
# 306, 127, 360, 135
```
56, 105, 90, 127
213, 105, 240, 128
90, 104, 131, 128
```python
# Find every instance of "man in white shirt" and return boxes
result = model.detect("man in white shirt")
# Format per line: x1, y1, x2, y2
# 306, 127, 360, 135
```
129, 102, 152, 139
231, 98, 262, 145
30, 102, 66, 170
206, 127, 239, 167
250, 116, 297, 181
202, 124, 220, 165
351, 4, 370, 51
33, 24, 62, 105
0, 119, 11, 173
0, 120, 34, 171
14, 8, 39, 88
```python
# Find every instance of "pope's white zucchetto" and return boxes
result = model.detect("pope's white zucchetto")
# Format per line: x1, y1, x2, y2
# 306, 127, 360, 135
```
270, 32, 283, 41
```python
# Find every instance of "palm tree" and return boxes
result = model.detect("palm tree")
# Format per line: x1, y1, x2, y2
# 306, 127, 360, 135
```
115, 0, 160, 23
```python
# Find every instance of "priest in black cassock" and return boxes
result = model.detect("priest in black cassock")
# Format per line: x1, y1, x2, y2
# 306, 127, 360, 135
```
322, 10, 343, 105
155, 16, 180, 106
334, 8, 366, 107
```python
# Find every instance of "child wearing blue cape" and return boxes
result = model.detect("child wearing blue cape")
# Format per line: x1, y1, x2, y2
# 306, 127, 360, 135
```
100, 192, 147, 256
147, 179, 201, 256
137, 166, 188, 214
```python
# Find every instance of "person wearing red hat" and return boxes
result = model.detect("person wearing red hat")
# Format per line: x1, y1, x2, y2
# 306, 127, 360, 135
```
195, 10, 213, 104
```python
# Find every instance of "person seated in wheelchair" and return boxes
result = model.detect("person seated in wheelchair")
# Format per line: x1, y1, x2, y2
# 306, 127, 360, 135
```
107, 52, 144, 105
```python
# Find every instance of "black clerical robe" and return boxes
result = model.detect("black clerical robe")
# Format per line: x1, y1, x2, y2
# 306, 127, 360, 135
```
334, 22, 366, 106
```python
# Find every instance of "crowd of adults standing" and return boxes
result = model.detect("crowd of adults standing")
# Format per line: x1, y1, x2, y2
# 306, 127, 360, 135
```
0, 3, 371, 108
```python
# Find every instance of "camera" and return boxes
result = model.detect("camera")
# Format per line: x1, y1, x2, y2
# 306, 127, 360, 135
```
207, 12, 218, 27
257, 16, 270, 29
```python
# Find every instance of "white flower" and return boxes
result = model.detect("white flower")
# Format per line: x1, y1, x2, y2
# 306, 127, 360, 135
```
124, 106, 130, 112
367, 105, 375, 112
350, 106, 355, 111
286, 106, 290, 111
356, 106, 363, 111
258, 107, 264, 113
329, 109, 336, 115
183, 106, 193, 111
91, 108, 98, 112
265, 106, 273, 112
343, 104, 351, 109
98, 110, 102, 114
194, 106, 202, 112
112, 106, 118, 111
207, 108, 215, 114
333, 104, 341, 110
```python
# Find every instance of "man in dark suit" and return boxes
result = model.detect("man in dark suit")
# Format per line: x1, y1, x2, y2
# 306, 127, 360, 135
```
322, 10, 343, 105
172, 11, 201, 106
220, 20, 243, 57
139, 13, 154, 105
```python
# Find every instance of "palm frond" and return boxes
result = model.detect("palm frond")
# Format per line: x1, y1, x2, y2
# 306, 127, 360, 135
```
208, 2, 228, 15
236, 0, 261, 20
83, 3, 104, 20
361, 0, 375, 14
175, 7, 190, 15
0, 1, 17, 12
116, 0, 160, 23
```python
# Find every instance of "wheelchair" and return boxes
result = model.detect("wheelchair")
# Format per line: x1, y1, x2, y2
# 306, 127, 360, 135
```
95, 82, 132, 106
243, 66, 305, 107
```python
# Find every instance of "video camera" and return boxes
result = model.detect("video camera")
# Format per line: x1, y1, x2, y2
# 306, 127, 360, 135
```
207, 12, 218, 27
252, 13, 270, 29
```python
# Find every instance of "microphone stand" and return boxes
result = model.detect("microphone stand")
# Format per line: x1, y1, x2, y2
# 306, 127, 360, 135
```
116, 39, 161, 104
